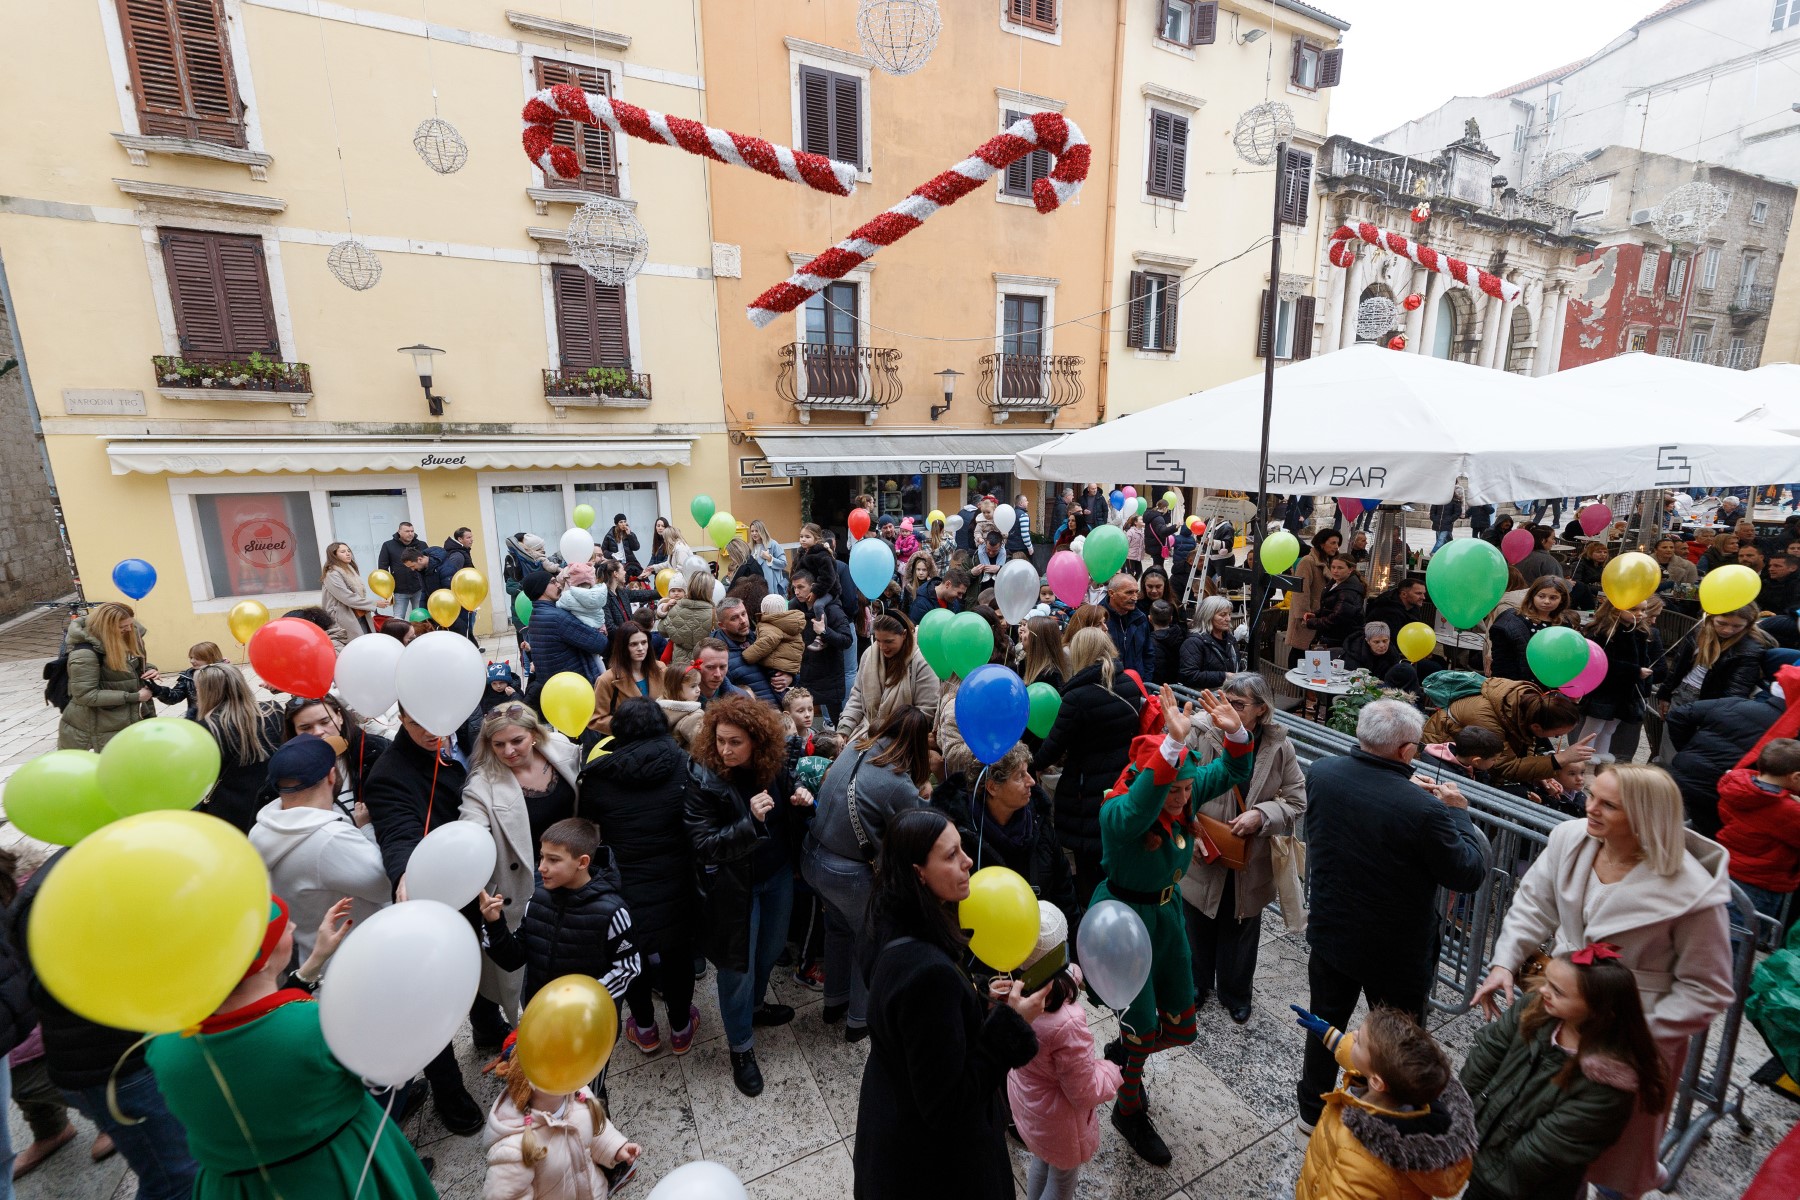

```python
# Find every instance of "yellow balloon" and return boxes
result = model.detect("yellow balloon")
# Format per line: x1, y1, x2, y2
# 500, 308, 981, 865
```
426, 589, 461, 628
655, 568, 676, 598
515, 974, 618, 1093
927, 509, 946, 528
541, 671, 596, 738
959, 866, 1038, 972
367, 569, 396, 602
1601, 552, 1661, 611
1396, 621, 1437, 664
451, 568, 488, 612
226, 599, 270, 646
1699, 564, 1762, 615
29, 810, 268, 1033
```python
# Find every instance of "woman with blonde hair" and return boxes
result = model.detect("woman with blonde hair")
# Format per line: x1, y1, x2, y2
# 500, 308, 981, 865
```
318, 540, 374, 641
56, 601, 156, 751
1019, 615, 1070, 691
195, 663, 283, 831
1657, 603, 1773, 713
1062, 603, 1109, 647
1475, 763, 1733, 1198
900, 551, 936, 612
746, 519, 789, 598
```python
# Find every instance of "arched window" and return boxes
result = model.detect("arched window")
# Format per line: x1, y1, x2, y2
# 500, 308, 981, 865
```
1431, 291, 1456, 359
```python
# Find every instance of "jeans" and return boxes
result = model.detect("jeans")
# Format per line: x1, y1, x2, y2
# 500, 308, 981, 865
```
841, 641, 858, 707
392, 591, 422, 620
624, 938, 697, 1033
1296, 953, 1431, 1127
1728, 881, 1793, 940
1025, 1157, 1080, 1200
62, 1069, 198, 1200
1184, 871, 1261, 1012
1431, 528, 1454, 552
802, 839, 875, 1028
716, 870, 794, 1052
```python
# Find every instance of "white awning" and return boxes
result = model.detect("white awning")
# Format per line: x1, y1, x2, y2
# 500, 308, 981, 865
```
753, 430, 1058, 478
105, 436, 693, 476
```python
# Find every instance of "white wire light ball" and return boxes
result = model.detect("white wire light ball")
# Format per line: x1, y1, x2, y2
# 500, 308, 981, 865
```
1523, 150, 1594, 209
856, 0, 941, 76
1233, 101, 1297, 166
327, 238, 382, 291
567, 197, 648, 287
412, 116, 469, 175
1653, 181, 1730, 244
1355, 296, 1399, 341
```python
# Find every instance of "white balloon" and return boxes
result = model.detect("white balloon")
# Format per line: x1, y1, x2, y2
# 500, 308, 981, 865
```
712, 576, 727, 603
559, 527, 596, 565
395, 630, 485, 736
993, 503, 1017, 537
405, 821, 497, 910
333, 632, 404, 717
994, 558, 1040, 625
319, 900, 481, 1087
647, 1161, 748, 1200
1077, 899, 1153, 1010
1070, 535, 1086, 555
944, 514, 965, 534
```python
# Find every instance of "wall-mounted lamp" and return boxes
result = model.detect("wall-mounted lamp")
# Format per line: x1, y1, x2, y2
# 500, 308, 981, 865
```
1240, 27, 1266, 44
398, 344, 447, 416
931, 367, 963, 422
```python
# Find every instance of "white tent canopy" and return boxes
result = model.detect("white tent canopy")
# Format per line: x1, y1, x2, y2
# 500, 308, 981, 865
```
1735, 362, 1800, 437
1015, 346, 1800, 504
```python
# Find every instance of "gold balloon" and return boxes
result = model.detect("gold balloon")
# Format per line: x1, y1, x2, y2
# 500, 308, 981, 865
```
367, 569, 396, 601
1395, 621, 1437, 663
1600, 552, 1661, 611
655, 568, 676, 598
226, 600, 270, 646
450, 568, 487, 612
426, 589, 461, 628
514, 974, 618, 1093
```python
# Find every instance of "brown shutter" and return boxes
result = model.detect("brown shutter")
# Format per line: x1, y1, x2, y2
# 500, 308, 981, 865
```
161, 228, 275, 358
1148, 111, 1172, 196
215, 235, 279, 355
799, 67, 832, 159
1318, 47, 1344, 88
1292, 295, 1316, 360
592, 282, 630, 366
1192, 1, 1219, 44
1159, 274, 1181, 350
1290, 38, 1306, 86
554, 266, 629, 368
534, 59, 616, 192
1278, 147, 1313, 226
1126, 271, 1148, 348
1256, 289, 1272, 358
118, 0, 244, 146
1168, 114, 1189, 200
1034, 0, 1058, 30
1004, 110, 1031, 197
831, 72, 862, 168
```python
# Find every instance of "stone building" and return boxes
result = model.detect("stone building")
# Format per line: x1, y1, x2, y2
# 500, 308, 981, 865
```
0, 270, 72, 621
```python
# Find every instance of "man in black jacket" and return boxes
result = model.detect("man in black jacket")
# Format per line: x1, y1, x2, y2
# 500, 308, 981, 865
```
1363, 577, 1433, 636
1668, 688, 1784, 836
440, 527, 477, 640
1103, 574, 1151, 679
1295, 700, 1488, 1133
379, 521, 427, 617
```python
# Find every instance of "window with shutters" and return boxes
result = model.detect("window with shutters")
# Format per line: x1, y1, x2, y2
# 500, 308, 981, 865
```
1000, 109, 1053, 199
1146, 109, 1189, 201
160, 228, 279, 360
534, 59, 618, 194
1701, 245, 1722, 290
1126, 272, 1181, 352
798, 66, 864, 170
552, 265, 630, 369
1005, 0, 1058, 34
1688, 328, 1711, 361
1290, 39, 1342, 90
1255, 291, 1315, 361
1657, 332, 1677, 356
116, 0, 245, 147
1276, 147, 1314, 226
1158, 1, 1217, 46
1637, 249, 1660, 295
1668, 253, 1689, 297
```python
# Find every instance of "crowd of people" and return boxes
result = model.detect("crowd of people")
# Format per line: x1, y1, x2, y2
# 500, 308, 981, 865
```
6, 484, 1791, 1200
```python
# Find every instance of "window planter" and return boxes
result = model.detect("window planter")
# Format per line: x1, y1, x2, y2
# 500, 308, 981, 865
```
543, 366, 653, 414
152, 354, 312, 416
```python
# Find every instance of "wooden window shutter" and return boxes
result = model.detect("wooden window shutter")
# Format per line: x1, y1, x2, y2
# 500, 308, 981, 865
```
1292, 295, 1316, 360
799, 67, 833, 159
591, 281, 630, 366
553, 265, 597, 368
1002, 110, 1052, 197
1148, 111, 1173, 197
118, 0, 245, 147
1318, 47, 1344, 88
161, 228, 276, 358
1256, 290, 1272, 358
1290, 38, 1307, 86
1007, 0, 1056, 33
830, 72, 862, 168
215, 235, 279, 355
162, 230, 228, 357
1168, 115, 1189, 200
1191, 1, 1218, 45
1159, 274, 1181, 351
534, 59, 617, 192
1278, 147, 1313, 226
1126, 272, 1148, 349
1034, 0, 1057, 29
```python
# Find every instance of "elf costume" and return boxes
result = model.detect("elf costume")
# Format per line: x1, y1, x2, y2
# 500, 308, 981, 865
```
1097, 728, 1252, 1163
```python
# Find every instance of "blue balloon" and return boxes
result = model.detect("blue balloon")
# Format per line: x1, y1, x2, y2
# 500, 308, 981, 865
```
1109, 489, 1126, 511
955, 664, 1030, 765
111, 558, 157, 600
848, 537, 896, 601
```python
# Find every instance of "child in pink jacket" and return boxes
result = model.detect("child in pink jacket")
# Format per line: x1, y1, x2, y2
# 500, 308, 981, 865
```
483, 1043, 641, 1200
1006, 903, 1122, 1200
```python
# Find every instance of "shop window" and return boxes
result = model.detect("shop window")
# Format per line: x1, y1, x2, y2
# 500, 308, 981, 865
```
533, 59, 617, 194
573, 481, 661, 549
160, 228, 279, 359
491, 485, 569, 560
194, 489, 319, 599
552, 264, 630, 369
116, 0, 245, 146
327, 489, 410, 579
798, 65, 862, 168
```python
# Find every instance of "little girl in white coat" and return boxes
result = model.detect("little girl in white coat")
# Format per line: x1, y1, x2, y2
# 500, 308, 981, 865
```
484, 1048, 641, 1200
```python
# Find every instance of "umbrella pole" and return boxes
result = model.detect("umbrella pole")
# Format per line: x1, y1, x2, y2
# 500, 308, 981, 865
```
1250, 143, 1286, 672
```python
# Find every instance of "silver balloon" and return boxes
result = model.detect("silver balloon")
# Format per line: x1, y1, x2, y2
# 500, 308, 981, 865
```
994, 559, 1040, 625
1077, 898, 1153, 1009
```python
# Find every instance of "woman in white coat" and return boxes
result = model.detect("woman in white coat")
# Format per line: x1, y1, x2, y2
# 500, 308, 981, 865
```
1474, 763, 1735, 1199
836, 611, 939, 746
319, 542, 374, 641
459, 703, 583, 1022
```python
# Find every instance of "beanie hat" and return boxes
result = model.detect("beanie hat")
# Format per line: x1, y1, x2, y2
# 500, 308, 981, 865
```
521, 569, 554, 601
1020, 901, 1068, 973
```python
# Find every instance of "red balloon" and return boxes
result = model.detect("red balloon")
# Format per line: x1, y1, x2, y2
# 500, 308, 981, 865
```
248, 617, 337, 698
847, 508, 871, 539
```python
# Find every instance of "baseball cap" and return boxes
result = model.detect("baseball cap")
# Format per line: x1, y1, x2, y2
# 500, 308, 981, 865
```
267, 734, 337, 794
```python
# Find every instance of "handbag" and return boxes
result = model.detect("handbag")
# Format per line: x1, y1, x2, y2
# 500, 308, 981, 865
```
1196, 785, 1250, 871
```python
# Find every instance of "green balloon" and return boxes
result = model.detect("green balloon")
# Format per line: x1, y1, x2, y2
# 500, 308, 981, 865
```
514, 591, 533, 627
409, 607, 430, 623
1426, 537, 1509, 629
1082, 524, 1129, 583
706, 511, 738, 550
1526, 626, 1588, 689
4, 750, 116, 845
1261, 529, 1301, 574
943, 611, 996, 679
917, 608, 955, 678
690, 494, 716, 529
95, 717, 222, 818
1135, 497, 1148, 517
1162, 490, 1180, 510
1026, 682, 1062, 738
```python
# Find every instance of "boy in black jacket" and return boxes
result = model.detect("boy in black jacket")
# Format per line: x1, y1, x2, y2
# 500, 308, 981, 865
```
1148, 601, 1184, 686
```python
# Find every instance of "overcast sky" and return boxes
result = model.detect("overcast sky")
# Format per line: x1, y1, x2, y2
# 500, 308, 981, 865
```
1319, 0, 1652, 140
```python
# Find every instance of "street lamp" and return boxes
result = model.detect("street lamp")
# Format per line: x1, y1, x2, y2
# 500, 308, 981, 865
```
1240, 27, 1265, 44
398, 344, 447, 416
931, 367, 962, 422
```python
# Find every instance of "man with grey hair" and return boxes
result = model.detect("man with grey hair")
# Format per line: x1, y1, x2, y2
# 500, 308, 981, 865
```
712, 596, 776, 704
1103, 573, 1151, 678
1292, 699, 1487, 1138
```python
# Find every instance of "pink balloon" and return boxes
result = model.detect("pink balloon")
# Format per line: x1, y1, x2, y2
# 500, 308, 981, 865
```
1500, 528, 1534, 566
1339, 498, 1364, 521
1046, 551, 1089, 608
1560, 639, 1609, 699
1122, 486, 1137, 500
1578, 503, 1612, 538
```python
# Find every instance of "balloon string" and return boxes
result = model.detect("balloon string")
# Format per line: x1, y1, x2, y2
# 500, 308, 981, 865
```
104, 1034, 157, 1125
350, 1086, 398, 1200
422, 742, 443, 837
197, 1036, 288, 1200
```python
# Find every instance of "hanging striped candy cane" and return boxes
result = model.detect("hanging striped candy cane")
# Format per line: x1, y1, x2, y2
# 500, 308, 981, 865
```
522, 84, 859, 198
1328, 222, 1520, 303
746, 112, 1090, 328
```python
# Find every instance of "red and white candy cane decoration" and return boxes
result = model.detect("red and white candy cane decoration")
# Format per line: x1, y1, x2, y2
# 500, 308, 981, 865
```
746, 112, 1089, 328
522, 85, 859, 199
1328, 222, 1520, 303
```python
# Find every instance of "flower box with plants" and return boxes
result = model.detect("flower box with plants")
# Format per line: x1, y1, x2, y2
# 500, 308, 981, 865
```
153, 353, 312, 394
1324, 670, 1418, 736
543, 365, 652, 402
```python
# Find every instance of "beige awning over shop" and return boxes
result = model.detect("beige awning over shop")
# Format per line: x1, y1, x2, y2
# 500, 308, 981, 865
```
104, 436, 694, 476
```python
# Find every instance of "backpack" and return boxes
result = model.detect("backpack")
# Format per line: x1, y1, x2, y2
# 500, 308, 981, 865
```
1119, 669, 1164, 738
42, 653, 72, 711
1421, 670, 1486, 710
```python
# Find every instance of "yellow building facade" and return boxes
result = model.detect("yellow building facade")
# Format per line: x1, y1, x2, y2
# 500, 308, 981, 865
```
0, 0, 724, 652
1767, 210, 1800, 365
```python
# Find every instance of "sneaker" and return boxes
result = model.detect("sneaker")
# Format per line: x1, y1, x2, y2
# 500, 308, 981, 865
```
845, 1023, 869, 1044
625, 1018, 661, 1054
1292, 1118, 1315, 1150
752, 1002, 794, 1027
1110, 1107, 1172, 1166
432, 1082, 484, 1137
731, 1049, 764, 1097
670, 1006, 700, 1055
791, 963, 825, 991
822, 1001, 847, 1025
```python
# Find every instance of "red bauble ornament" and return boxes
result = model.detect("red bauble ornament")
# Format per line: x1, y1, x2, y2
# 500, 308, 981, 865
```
1410, 203, 1431, 222
1387, 335, 1408, 351
1403, 292, 1424, 311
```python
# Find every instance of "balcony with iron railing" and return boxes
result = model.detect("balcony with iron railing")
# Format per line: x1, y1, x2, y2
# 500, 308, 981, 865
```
152, 353, 314, 416
775, 343, 904, 425
1731, 284, 1775, 319
1323, 137, 1576, 236
542, 365, 653, 414
976, 352, 1084, 424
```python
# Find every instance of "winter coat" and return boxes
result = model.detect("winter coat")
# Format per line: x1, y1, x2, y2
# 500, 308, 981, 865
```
853, 926, 1038, 1200
1297, 1030, 1477, 1200
907, 585, 962, 624
1285, 553, 1333, 653
837, 647, 940, 746
602, 527, 641, 574
796, 594, 854, 716
1342, 629, 1405, 683
1459, 1005, 1639, 1200
656, 598, 717, 673
1667, 692, 1782, 837
1718, 767, 1800, 891
482, 850, 639, 1008
201, 706, 287, 833
1656, 634, 1766, 703
0, 895, 35, 1062
794, 543, 841, 601
1030, 662, 1143, 864
556, 585, 610, 630
1363, 588, 1436, 640
1488, 610, 1567, 682
938, 782, 1078, 934
714, 627, 777, 704
365, 728, 471, 885
320, 567, 374, 640
590, 663, 668, 735
750, 540, 790, 598
1103, 603, 1152, 679
1305, 576, 1367, 647
55, 616, 154, 751
249, 800, 391, 963
1760, 569, 1800, 616
148, 665, 200, 719
1005, 966, 1120, 1171
580, 733, 697, 959
1516, 549, 1564, 580
683, 758, 801, 974
1125, 523, 1145, 566
459, 736, 583, 935
1580, 624, 1647, 722
811, 739, 928, 862
482, 1090, 632, 1200
1149, 623, 1185, 686
1303, 750, 1487, 988
741, 607, 806, 677
1180, 716, 1306, 920
1178, 628, 1241, 691
1661, 555, 1699, 587
525, 601, 610, 686
1422, 679, 1565, 787
378, 533, 426, 596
